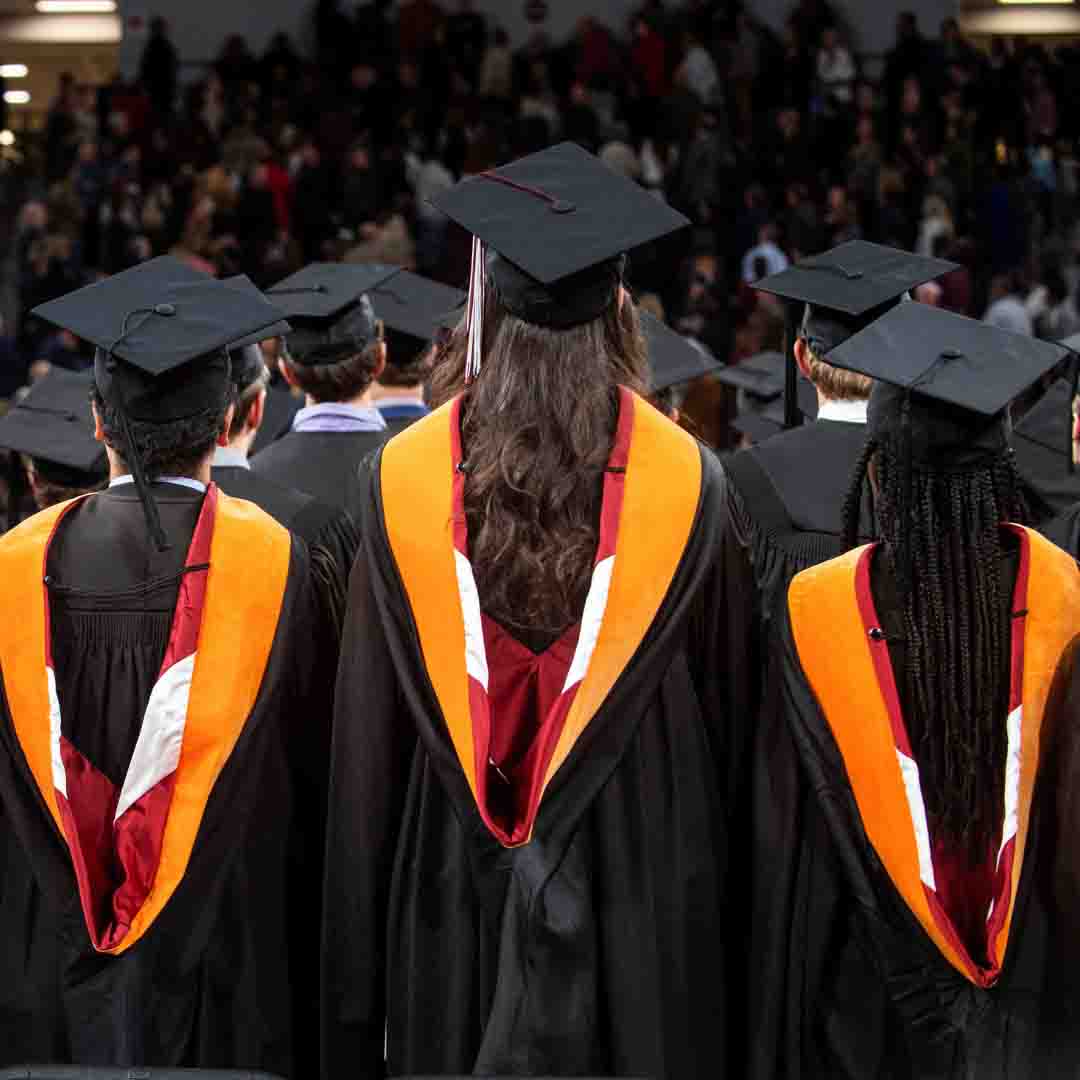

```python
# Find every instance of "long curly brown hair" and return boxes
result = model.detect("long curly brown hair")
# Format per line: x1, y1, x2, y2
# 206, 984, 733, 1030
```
429, 288, 649, 636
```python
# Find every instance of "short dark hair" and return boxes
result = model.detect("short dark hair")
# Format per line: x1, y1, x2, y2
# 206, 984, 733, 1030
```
228, 367, 270, 440
92, 387, 228, 478
379, 331, 432, 389
281, 341, 383, 403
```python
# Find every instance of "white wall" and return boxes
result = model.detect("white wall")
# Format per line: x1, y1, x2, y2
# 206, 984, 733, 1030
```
118, 0, 959, 76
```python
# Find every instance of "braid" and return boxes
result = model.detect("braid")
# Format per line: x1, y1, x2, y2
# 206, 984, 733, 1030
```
870, 436, 1021, 857
842, 437, 878, 550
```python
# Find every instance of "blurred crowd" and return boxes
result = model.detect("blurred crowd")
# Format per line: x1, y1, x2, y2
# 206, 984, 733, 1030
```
7, 0, 1080, 409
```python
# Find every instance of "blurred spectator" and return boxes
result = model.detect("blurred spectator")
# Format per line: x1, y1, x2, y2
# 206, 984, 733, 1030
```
916, 193, 953, 257
138, 17, 179, 117
478, 27, 513, 101
984, 272, 1033, 334
678, 25, 720, 106
741, 223, 789, 284
817, 24, 856, 107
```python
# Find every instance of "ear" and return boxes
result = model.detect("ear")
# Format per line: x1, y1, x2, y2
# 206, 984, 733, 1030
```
217, 403, 236, 448
248, 387, 267, 434
278, 356, 300, 390
794, 337, 813, 380
91, 400, 106, 444
372, 341, 387, 381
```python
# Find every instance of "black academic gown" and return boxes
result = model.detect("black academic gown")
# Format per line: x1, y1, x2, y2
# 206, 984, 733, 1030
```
251, 429, 389, 518
212, 463, 360, 612
750, 530, 1080, 1079
1013, 376, 1080, 523
723, 417, 871, 638
377, 401, 430, 438
0, 483, 335, 1074
322, 394, 759, 1080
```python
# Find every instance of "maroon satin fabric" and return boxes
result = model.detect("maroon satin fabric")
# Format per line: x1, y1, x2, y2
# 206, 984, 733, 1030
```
481, 616, 580, 837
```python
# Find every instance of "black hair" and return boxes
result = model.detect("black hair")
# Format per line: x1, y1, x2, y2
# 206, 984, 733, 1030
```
842, 435, 1030, 856
92, 387, 228, 479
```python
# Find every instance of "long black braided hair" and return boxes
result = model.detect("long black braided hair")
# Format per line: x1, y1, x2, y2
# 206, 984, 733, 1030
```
842, 435, 1031, 857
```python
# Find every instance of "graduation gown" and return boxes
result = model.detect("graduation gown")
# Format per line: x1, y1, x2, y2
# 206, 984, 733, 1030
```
723, 417, 871, 639
1041, 503, 1080, 558
0, 483, 335, 1074
377, 401, 430, 438
251, 429, 388, 518
323, 390, 758, 1080
212, 463, 360, 615
750, 527, 1080, 1079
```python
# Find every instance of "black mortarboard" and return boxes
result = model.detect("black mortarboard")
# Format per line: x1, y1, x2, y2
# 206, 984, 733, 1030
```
1012, 377, 1080, 513
642, 313, 721, 393
0, 370, 106, 484
731, 402, 784, 445
837, 303, 1067, 598
430, 141, 689, 334
730, 367, 817, 444
829, 302, 1067, 440
224, 274, 292, 353
369, 270, 466, 354
31, 256, 285, 549
755, 241, 958, 356
713, 352, 785, 400
268, 263, 399, 364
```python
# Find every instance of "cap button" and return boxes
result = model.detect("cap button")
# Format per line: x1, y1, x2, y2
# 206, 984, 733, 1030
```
940, 348, 962, 360
153, 303, 176, 316
549, 200, 576, 214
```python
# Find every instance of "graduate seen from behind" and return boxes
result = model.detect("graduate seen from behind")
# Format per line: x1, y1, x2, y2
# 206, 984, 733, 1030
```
366, 268, 465, 436
0, 369, 108, 514
0, 257, 337, 1073
751, 302, 1080, 1078
212, 280, 360, 624
323, 143, 758, 1080
253, 263, 393, 516
721, 241, 957, 637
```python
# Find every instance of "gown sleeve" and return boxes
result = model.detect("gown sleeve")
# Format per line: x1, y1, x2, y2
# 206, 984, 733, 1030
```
321, 510, 416, 1080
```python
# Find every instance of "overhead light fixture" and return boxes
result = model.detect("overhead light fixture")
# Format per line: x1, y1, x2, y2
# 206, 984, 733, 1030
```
0, 130, 14, 147
4, 90, 30, 105
997, 0, 1073, 4
35, 0, 117, 11
0, 65, 28, 79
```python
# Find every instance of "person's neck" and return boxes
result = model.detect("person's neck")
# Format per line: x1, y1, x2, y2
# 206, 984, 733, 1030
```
369, 382, 424, 405
225, 431, 256, 461
816, 388, 870, 415
109, 459, 213, 485
304, 387, 377, 409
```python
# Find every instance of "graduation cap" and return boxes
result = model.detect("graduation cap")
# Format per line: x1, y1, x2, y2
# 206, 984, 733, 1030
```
0, 370, 106, 486
1012, 377, 1080, 510
31, 256, 286, 550
642, 313, 720, 393
754, 241, 958, 427
368, 270, 465, 356
731, 373, 817, 444
268, 263, 400, 365
223, 274, 292, 353
713, 352, 786, 401
731, 402, 784, 445
430, 141, 689, 377
829, 301, 1068, 432
834, 301, 1067, 590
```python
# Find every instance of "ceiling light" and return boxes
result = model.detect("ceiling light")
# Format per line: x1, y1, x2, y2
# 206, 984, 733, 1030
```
0, 130, 14, 147
0, 65, 28, 79
4, 90, 30, 105
997, 0, 1073, 4
35, 0, 117, 11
